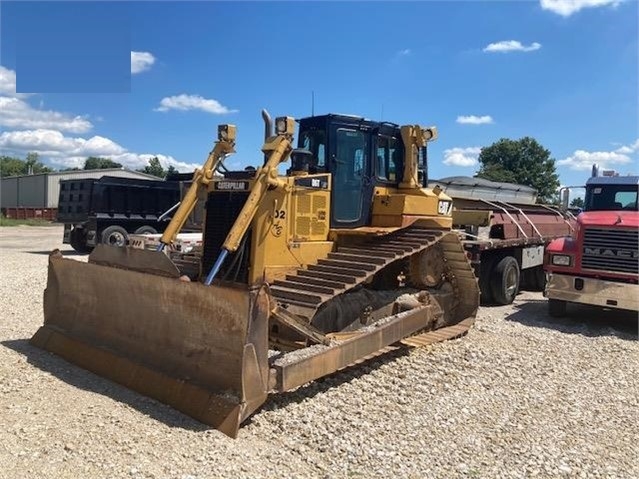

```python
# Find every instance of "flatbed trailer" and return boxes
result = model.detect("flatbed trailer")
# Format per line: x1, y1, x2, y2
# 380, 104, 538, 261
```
431, 178, 576, 304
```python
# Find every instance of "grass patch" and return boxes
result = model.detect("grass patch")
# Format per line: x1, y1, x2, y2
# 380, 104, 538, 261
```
0, 216, 54, 227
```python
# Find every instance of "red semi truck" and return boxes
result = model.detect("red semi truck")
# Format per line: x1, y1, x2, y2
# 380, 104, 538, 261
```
544, 165, 639, 317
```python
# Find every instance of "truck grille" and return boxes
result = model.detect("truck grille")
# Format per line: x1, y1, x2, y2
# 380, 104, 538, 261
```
582, 228, 639, 275
201, 191, 251, 284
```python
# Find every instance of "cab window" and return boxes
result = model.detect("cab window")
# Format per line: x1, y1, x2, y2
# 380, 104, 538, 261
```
375, 135, 401, 182
300, 129, 326, 170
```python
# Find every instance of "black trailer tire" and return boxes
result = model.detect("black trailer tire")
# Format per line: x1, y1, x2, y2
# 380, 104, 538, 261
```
101, 225, 129, 247
533, 266, 546, 291
134, 226, 158, 235
548, 299, 567, 318
491, 256, 520, 305
69, 228, 93, 254
478, 256, 495, 305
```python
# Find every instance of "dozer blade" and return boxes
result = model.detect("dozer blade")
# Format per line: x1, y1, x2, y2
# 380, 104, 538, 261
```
30, 248, 271, 438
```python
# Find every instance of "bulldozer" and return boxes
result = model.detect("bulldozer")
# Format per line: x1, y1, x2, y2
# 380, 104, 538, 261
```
31, 110, 480, 438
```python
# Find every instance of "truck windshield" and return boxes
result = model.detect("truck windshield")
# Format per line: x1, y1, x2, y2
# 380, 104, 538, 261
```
584, 184, 639, 212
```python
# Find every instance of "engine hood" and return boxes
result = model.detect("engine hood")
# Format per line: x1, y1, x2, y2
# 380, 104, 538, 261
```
579, 211, 639, 229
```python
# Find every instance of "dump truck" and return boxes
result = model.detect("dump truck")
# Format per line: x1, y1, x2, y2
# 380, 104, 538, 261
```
429, 177, 576, 305
544, 165, 638, 316
58, 175, 182, 253
30, 110, 480, 438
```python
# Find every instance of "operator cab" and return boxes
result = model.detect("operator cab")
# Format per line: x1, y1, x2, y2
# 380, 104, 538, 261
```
296, 114, 429, 229
584, 172, 639, 212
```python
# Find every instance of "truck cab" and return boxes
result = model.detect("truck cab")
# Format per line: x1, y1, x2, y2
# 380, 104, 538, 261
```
543, 166, 638, 316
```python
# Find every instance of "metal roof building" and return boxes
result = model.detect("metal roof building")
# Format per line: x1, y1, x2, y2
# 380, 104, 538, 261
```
1, 169, 159, 209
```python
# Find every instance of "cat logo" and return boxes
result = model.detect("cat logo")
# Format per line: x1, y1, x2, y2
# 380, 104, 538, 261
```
214, 181, 249, 191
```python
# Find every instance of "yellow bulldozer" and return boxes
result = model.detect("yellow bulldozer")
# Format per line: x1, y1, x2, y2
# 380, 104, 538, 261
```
31, 110, 479, 438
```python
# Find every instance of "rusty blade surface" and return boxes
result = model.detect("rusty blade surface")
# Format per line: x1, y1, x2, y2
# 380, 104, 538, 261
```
30, 253, 270, 438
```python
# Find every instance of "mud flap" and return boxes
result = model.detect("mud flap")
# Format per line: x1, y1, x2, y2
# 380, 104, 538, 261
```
30, 249, 271, 438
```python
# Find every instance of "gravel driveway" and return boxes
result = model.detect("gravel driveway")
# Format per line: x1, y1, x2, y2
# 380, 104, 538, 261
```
1, 225, 637, 479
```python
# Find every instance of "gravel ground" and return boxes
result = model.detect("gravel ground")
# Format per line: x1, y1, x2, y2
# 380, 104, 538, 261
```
1, 225, 637, 479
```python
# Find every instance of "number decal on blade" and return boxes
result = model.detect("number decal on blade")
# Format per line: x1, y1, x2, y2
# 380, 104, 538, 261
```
275, 210, 286, 219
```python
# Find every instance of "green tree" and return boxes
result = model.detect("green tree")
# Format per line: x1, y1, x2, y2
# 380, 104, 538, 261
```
570, 197, 584, 208
0, 156, 26, 177
83, 157, 123, 170
138, 156, 167, 178
475, 137, 560, 203
1, 153, 52, 177
25, 152, 52, 174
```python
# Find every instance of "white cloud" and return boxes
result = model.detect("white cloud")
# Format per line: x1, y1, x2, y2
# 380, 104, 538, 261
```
0, 96, 93, 133
614, 139, 639, 155
0, 66, 32, 98
443, 147, 482, 167
483, 40, 542, 53
0, 129, 198, 172
397, 49, 411, 56
540, 0, 621, 16
154, 94, 237, 114
557, 139, 638, 170
456, 115, 494, 125
0, 129, 124, 158
0, 64, 197, 172
131, 51, 156, 74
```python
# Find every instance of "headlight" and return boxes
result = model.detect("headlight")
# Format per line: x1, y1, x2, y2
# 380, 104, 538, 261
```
218, 124, 228, 140
551, 254, 572, 266
275, 116, 295, 135
217, 124, 236, 142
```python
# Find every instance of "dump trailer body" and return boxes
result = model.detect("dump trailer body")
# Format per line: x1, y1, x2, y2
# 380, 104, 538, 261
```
58, 176, 184, 252
430, 177, 575, 305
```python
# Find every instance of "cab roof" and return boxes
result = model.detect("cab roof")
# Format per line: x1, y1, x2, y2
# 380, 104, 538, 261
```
586, 175, 639, 186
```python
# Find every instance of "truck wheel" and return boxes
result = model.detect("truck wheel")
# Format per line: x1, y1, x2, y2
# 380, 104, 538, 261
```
491, 256, 520, 305
548, 299, 567, 318
532, 266, 546, 291
134, 226, 158, 235
69, 228, 93, 254
101, 225, 129, 247
478, 257, 495, 304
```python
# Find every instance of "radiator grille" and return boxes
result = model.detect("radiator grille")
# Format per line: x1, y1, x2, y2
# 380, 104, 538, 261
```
201, 191, 251, 283
582, 228, 638, 275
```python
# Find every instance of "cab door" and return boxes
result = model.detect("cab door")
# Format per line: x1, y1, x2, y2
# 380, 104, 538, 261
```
329, 125, 374, 228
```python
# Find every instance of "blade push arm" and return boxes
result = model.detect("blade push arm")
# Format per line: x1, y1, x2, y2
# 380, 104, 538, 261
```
205, 116, 295, 285
158, 125, 236, 250
399, 125, 437, 190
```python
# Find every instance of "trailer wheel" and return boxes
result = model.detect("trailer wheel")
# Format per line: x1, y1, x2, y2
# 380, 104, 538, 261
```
69, 228, 93, 254
478, 256, 495, 304
134, 226, 158, 235
101, 225, 129, 247
491, 256, 520, 305
548, 299, 567, 318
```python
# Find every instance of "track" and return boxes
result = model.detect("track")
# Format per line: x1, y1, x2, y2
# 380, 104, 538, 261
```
270, 226, 479, 330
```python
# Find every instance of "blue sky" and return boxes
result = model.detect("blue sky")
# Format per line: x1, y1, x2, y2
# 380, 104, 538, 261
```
0, 0, 637, 192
